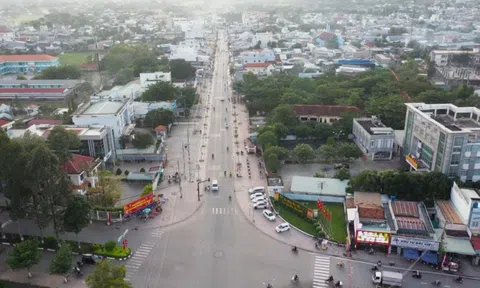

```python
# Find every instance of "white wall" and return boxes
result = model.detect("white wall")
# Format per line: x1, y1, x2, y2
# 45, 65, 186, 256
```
450, 182, 471, 224
140, 72, 172, 88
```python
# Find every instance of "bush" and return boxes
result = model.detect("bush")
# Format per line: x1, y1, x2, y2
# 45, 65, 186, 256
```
140, 168, 146, 172
318, 231, 326, 238
104, 241, 116, 252
94, 246, 131, 258
43, 236, 58, 250
116, 168, 122, 175
124, 170, 130, 176
91, 243, 102, 252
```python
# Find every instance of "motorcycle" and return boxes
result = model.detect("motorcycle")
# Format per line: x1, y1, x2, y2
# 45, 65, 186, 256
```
335, 281, 343, 287
325, 276, 334, 283
432, 280, 441, 286
412, 271, 422, 279
455, 277, 463, 283
291, 275, 299, 283
370, 265, 378, 272
336, 261, 344, 268
73, 266, 83, 276
291, 247, 298, 253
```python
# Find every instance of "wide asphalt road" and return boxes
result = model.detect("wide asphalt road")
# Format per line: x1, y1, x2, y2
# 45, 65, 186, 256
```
125, 30, 315, 288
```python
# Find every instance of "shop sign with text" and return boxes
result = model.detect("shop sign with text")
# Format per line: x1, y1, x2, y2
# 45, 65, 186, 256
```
390, 236, 439, 251
356, 230, 390, 245
124, 193, 154, 215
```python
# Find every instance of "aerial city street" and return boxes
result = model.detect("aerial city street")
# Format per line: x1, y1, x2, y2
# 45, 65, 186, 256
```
0, 0, 480, 288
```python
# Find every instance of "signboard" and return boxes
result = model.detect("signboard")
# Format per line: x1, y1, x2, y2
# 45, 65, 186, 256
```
307, 208, 314, 220
274, 192, 309, 218
356, 230, 390, 246
390, 236, 439, 251
406, 154, 418, 169
124, 193, 154, 216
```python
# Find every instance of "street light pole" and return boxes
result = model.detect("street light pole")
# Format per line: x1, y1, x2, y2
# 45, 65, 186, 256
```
196, 178, 210, 201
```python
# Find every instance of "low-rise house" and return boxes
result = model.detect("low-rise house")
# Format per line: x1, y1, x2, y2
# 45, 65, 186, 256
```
286, 176, 347, 203
63, 154, 102, 195
243, 63, 275, 76
293, 104, 361, 124
140, 72, 172, 88
0, 79, 81, 100
353, 116, 395, 160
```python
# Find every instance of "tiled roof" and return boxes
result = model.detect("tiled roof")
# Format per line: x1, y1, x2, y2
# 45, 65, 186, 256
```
0, 119, 9, 126
28, 119, 61, 126
436, 200, 464, 225
63, 154, 98, 174
318, 32, 335, 41
0, 88, 65, 94
471, 236, 480, 250
358, 206, 384, 219
154, 125, 167, 132
392, 201, 419, 218
293, 104, 361, 118
245, 62, 271, 68
0, 54, 58, 62
396, 216, 426, 231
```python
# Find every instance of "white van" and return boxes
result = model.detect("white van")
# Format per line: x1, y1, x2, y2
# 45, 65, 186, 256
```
248, 186, 265, 194
212, 180, 219, 191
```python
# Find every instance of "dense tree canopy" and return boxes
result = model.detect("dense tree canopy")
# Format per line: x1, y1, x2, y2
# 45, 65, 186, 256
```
36, 65, 81, 79
170, 59, 196, 80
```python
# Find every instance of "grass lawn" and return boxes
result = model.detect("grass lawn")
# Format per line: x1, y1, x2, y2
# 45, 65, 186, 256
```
58, 52, 93, 66
271, 201, 319, 236
299, 201, 348, 243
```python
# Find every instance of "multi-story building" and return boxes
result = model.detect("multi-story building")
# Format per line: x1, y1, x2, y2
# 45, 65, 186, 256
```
73, 101, 134, 148
353, 116, 395, 160
0, 79, 81, 100
403, 103, 480, 181
239, 48, 275, 64
430, 50, 480, 67
0, 54, 59, 75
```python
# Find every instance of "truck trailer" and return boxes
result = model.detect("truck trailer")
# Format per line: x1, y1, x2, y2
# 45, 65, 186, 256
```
372, 271, 403, 287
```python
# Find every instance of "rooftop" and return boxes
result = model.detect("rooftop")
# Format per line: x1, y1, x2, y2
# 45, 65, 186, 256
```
267, 176, 284, 187
293, 104, 361, 118
290, 176, 347, 197
244, 62, 272, 68
354, 191, 382, 208
0, 54, 58, 62
355, 117, 394, 136
406, 103, 480, 133
436, 200, 464, 225
63, 154, 100, 175
79, 101, 126, 115
392, 201, 419, 218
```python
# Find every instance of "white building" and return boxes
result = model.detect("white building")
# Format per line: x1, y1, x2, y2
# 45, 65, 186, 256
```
64, 154, 102, 195
139, 72, 172, 88
73, 101, 134, 147
91, 82, 143, 102
239, 49, 276, 64
450, 182, 480, 235
244, 63, 275, 76
251, 32, 273, 48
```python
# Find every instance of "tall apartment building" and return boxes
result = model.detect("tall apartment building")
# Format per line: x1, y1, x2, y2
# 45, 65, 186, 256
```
403, 103, 480, 182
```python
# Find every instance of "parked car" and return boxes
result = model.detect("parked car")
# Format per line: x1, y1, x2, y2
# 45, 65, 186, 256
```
253, 201, 267, 209
252, 196, 267, 203
81, 254, 102, 265
334, 163, 350, 170
275, 223, 290, 233
250, 192, 264, 200
248, 187, 265, 194
263, 209, 276, 221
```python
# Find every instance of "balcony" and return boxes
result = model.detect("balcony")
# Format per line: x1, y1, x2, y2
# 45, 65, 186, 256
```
405, 154, 429, 171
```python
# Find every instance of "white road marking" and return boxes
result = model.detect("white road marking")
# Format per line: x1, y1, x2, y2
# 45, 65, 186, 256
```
312, 255, 331, 288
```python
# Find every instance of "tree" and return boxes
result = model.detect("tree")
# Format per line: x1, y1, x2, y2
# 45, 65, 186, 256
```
365, 95, 406, 129
348, 170, 380, 192
273, 123, 289, 139
47, 126, 81, 164
317, 144, 338, 163
265, 153, 281, 173
113, 68, 134, 85
7, 238, 42, 278
141, 82, 177, 102
340, 143, 363, 160
294, 143, 315, 163
254, 40, 262, 49
295, 124, 312, 139
132, 132, 154, 149
313, 123, 334, 139
86, 260, 132, 288
269, 104, 298, 128
325, 35, 339, 49
177, 87, 197, 108
264, 146, 289, 161
144, 109, 175, 128
119, 135, 130, 149
170, 59, 196, 80
16, 74, 27, 80
334, 168, 350, 181
36, 65, 81, 79
141, 184, 153, 196
63, 196, 91, 248
88, 170, 121, 207
257, 131, 278, 149
49, 243, 73, 275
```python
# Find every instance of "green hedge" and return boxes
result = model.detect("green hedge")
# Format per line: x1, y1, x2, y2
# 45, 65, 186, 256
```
93, 206, 124, 212
1, 233, 130, 258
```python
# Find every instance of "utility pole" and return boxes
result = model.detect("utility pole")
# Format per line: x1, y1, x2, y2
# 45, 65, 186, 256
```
177, 160, 182, 198
187, 116, 192, 182
182, 143, 186, 180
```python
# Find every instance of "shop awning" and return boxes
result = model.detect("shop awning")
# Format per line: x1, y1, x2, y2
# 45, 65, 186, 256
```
443, 237, 476, 256
403, 248, 419, 260
421, 251, 439, 265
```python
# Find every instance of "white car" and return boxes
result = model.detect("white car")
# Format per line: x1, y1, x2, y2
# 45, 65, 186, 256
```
275, 223, 290, 233
263, 209, 276, 221
253, 201, 267, 209
250, 192, 264, 200
252, 196, 267, 203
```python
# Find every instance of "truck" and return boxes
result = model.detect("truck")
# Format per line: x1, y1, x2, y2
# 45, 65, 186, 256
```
372, 271, 403, 287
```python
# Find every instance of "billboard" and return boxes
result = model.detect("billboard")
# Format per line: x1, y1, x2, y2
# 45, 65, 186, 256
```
124, 193, 154, 215
356, 230, 390, 246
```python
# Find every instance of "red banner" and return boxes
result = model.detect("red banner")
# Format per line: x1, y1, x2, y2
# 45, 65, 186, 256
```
124, 193, 154, 215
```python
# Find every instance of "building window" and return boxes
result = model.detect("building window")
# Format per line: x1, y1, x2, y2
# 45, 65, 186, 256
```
466, 145, 473, 152
421, 144, 434, 168
448, 166, 458, 177
474, 169, 480, 176
450, 153, 461, 165
454, 136, 464, 146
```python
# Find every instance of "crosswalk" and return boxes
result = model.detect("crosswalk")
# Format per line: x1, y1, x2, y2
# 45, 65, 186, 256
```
125, 229, 165, 281
209, 207, 236, 215
312, 255, 331, 288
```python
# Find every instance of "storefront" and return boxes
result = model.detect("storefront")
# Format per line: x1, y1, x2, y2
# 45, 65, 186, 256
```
355, 230, 391, 252
390, 235, 440, 264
